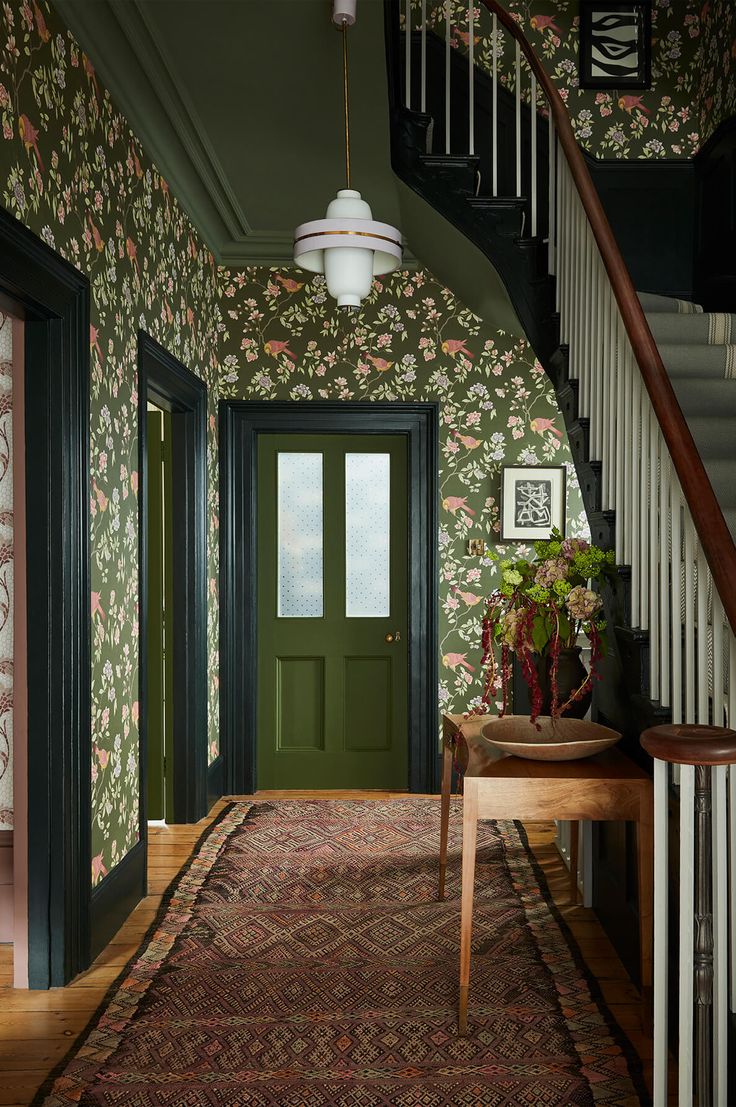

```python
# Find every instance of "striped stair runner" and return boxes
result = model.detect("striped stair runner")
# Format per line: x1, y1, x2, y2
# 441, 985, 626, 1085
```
638, 292, 736, 539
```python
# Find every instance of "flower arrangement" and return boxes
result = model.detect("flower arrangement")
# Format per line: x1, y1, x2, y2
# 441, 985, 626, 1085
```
475, 531, 616, 722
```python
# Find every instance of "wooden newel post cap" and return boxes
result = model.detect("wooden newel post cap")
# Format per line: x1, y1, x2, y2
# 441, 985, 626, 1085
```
641, 724, 736, 766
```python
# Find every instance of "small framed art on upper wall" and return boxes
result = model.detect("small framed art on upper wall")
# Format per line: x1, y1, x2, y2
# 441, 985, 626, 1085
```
578, 2, 652, 90
500, 465, 567, 542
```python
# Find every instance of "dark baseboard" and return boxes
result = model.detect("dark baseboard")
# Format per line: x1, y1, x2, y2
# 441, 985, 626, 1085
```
207, 755, 224, 811
89, 838, 146, 961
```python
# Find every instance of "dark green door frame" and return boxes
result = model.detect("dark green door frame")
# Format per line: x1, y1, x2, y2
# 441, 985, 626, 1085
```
0, 207, 91, 988
138, 332, 209, 840
219, 401, 439, 795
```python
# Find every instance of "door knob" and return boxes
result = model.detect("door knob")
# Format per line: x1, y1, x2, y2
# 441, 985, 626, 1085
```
385, 631, 401, 643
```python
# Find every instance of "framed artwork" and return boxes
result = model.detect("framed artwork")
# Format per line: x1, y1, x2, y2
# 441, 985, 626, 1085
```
500, 465, 566, 541
578, 2, 651, 90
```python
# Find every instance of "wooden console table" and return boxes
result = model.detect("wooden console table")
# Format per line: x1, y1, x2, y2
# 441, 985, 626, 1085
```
440, 713, 654, 1035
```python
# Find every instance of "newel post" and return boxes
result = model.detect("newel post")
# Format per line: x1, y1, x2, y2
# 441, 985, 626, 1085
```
641, 724, 736, 1107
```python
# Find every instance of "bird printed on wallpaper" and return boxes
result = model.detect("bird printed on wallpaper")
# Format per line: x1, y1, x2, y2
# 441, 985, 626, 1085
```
530, 416, 563, 440
32, 0, 50, 43
93, 743, 110, 770
452, 586, 482, 607
164, 298, 174, 325
264, 339, 295, 360
451, 430, 482, 450
91, 853, 108, 883
83, 54, 100, 102
87, 213, 104, 253
276, 274, 304, 294
126, 236, 140, 276
441, 338, 473, 359
442, 652, 476, 672
91, 593, 105, 622
367, 355, 393, 372
93, 482, 108, 512
442, 495, 476, 516
454, 30, 481, 47
130, 145, 144, 180
90, 324, 104, 364
618, 95, 650, 115
530, 15, 561, 33
18, 115, 43, 172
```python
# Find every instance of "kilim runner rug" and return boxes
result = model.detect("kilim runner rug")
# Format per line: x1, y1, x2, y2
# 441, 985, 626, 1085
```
35, 799, 647, 1106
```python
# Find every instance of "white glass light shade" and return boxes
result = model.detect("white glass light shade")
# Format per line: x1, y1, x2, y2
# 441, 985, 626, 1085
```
294, 189, 402, 309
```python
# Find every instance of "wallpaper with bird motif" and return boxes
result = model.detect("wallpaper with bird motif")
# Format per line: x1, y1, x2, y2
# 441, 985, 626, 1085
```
413, 0, 715, 160
217, 267, 588, 720
696, 0, 736, 147
0, 313, 12, 833
0, 0, 223, 883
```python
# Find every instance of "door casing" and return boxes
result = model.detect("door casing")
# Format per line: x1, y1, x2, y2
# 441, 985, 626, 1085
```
138, 332, 209, 844
219, 401, 439, 795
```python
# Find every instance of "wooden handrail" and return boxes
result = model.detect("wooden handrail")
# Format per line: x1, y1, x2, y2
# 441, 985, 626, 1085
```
482, 0, 736, 638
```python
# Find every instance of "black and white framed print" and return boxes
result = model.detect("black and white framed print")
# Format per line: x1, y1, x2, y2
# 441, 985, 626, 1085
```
500, 465, 566, 541
579, 2, 651, 90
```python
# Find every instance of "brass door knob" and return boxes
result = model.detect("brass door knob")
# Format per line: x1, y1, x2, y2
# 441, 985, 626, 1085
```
385, 631, 401, 643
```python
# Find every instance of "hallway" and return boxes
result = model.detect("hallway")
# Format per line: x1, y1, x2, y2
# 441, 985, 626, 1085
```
0, 795, 655, 1106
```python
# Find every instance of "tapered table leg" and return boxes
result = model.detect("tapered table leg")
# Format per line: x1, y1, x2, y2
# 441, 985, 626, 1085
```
439, 740, 453, 901
569, 820, 580, 905
458, 780, 478, 1035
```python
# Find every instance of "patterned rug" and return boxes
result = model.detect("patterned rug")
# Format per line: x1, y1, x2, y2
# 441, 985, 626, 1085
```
36, 800, 647, 1106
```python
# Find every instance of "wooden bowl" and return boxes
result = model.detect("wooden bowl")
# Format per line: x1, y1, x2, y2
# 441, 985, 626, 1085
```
480, 715, 621, 761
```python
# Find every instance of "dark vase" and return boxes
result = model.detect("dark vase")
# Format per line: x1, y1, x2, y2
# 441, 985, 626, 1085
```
536, 646, 592, 719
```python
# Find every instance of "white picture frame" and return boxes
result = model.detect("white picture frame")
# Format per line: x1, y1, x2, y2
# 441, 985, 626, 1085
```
500, 465, 567, 541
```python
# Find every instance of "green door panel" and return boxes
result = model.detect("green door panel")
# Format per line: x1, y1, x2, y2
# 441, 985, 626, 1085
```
256, 433, 408, 790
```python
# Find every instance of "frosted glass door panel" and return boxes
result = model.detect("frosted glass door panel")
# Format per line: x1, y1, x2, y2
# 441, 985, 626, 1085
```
345, 453, 390, 617
277, 452, 323, 617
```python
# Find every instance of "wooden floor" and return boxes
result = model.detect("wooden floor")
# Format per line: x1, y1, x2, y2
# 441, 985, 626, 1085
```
0, 792, 659, 1105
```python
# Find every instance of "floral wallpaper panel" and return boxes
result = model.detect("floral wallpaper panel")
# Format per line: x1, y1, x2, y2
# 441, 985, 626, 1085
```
0, 312, 12, 832
0, 0, 222, 882
217, 266, 589, 717
696, 0, 736, 146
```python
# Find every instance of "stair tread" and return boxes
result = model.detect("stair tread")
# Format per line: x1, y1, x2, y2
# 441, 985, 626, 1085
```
646, 312, 736, 345
638, 291, 703, 314
657, 342, 736, 379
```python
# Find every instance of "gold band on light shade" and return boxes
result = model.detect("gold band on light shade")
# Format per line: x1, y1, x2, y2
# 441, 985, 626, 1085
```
294, 228, 403, 249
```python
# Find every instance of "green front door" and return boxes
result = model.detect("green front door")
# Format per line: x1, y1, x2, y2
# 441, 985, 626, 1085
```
256, 433, 408, 789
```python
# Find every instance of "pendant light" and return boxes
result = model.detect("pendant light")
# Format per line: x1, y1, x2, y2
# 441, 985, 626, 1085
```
293, 0, 403, 309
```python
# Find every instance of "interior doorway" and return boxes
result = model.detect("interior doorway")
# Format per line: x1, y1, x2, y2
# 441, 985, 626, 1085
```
145, 404, 174, 823
219, 401, 439, 796
138, 332, 208, 837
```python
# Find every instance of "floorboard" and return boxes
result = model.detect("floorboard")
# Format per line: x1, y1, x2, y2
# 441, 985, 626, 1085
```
0, 793, 668, 1105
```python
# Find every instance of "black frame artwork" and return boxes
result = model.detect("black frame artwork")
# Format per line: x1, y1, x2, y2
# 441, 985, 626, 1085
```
579, 2, 652, 91
500, 464, 567, 541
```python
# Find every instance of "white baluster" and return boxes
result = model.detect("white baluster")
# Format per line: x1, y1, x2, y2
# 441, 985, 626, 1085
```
630, 369, 640, 619
614, 316, 626, 564
684, 516, 696, 723
649, 411, 659, 696
445, 0, 451, 154
606, 295, 617, 513
653, 755, 669, 1107
659, 446, 671, 710
696, 548, 708, 724
491, 12, 498, 196
515, 40, 521, 198
530, 72, 537, 236
678, 764, 696, 1106
671, 483, 683, 725
620, 334, 632, 567
420, 0, 427, 112
638, 388, 649, 632
405, 0, 412, 109
467, 0, 474, 155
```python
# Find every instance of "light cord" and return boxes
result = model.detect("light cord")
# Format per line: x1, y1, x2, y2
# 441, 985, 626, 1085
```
342, 20, 351, 189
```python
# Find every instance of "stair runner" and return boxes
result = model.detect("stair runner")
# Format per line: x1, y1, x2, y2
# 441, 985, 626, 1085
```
639, 291, 736, 540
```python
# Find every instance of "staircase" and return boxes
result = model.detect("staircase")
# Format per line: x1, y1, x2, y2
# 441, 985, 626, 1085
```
385, 2, 736, 1103
640, 293, 736, 542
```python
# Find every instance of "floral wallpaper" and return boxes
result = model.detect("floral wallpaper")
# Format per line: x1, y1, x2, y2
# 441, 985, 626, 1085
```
696, 0, 736, 146
217, 267, 588, 716
0, 313, 12, 832
416, 0, 705, 159
0, 0, 222, 883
